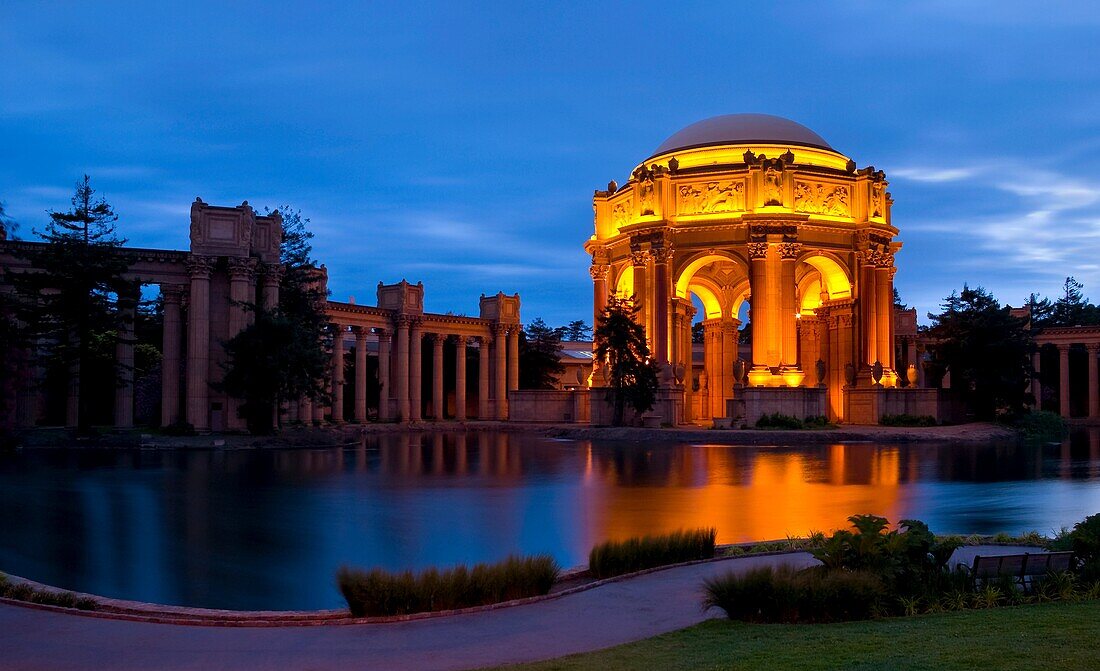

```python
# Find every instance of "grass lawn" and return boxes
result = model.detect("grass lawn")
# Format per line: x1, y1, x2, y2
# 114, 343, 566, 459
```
492, 600, 1100, 671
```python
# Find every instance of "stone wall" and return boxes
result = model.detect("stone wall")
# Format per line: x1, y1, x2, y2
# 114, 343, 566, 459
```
728, 387, 828, 426
844, 387, 940, 424
507, 390, 589, 423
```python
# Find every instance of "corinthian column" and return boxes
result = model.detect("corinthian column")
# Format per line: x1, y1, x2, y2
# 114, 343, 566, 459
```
354, 327, 368, 423
747, 241, 770, 384
409, 320, 422, 421
652, 244, 672, 373
377, 329, 391, 421
478, 335, 491, 419
114, 282, 139, 428
431, 333, 445, 420
876, 261, 896, 378
226, 258, 257, 430
186, 255, 215, 431
261, 263, 282, 312
160, 284, 185, 427
631, 250, 649, 345
455, 336, 467, 421
494, 324, 507, 420
507, 327, 519, 393
1059, 344, 1071, 418
860, 250, 878, 372
778, 242, 802, 381
590, 263, 610, 386
331, 324, 345, 423
395, 317, 410, 421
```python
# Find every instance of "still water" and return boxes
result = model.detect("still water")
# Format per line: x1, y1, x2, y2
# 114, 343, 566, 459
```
1, 430, 1099, 610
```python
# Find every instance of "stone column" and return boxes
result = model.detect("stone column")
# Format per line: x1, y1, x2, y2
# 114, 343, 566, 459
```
409, 320, 422, 421
1032, 350, 1042, 409
160, 284, 184, 427
261, 263, 282, 312
431, 333, 445, 420
186, 255, 215, 431
494, 324, 508, 420
1059, 344, 1071, 418
507, 327, 519, 393
478, 335, 491, 419
860, 253, 878, 370
747, 242, 769, 380
876, 264, 895, 376
377, 329, 391, 421
395, 317, 410, 421
455, 336, 467, 421
652, 245, 672, 370
331, 325, 345, 423
114, 282, 139, 428
590, 264, 610, 385
298, 397, 313, 425
778, 242, 802, 378
226, 258, 256, 430
1089, 344, 1100, 419
354, 327, 368, 423
703, 320, 722, 417
631, 251, 649, 343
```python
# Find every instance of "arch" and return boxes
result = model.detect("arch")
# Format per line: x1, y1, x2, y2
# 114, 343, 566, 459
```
729, 279, 751, 319
799, 252, 852, 299
674, 250, 747, 300
688, 282, 723, 319
614, 265, 634, 299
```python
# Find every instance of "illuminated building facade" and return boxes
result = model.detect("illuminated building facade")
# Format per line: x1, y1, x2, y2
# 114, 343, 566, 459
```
586, 114, 911, 423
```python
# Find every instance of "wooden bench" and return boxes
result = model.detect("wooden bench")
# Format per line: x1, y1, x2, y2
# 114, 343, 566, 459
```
962, 551, 1074, 591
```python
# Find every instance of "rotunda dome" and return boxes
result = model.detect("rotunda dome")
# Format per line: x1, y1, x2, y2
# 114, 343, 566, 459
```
651, 113, 834, 157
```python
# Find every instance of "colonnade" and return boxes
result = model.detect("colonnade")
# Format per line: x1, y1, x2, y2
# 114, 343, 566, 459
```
317, 321, 521, 423
1033, 339, 1100, 419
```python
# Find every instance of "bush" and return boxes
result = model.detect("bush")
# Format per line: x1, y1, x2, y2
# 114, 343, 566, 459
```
703, 565, 885, 623
588, 528, 717, 579
0, 574, 95, 611
1008, 410, 1068, 442
1055, 513, 1100, 581
337, 554, 559, 617
755, 413, 805, 430
879, 414, 937, 427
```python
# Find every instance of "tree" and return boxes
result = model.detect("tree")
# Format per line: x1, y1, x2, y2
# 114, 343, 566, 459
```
561, 319, 592, 342
594, 296, 659, 425
1025, 292, 1054, 328
0, 200, 15, 240
692, 321, 704, 344
519, 318, 564, 389
924, 285, 1033, 418
9, 176, 131, 431
893, 286, 907, 310
1049, 277, 1100, 327
220, 206, 331, 433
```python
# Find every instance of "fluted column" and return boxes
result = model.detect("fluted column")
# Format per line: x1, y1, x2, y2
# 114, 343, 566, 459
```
507, 327, 519, 393
1059, 344, 1071, 418
395, 317, 410, 421
778, 242, 801, 375
747, 242, 769, 382
331, 325, 345, 423
226, 258, 256, 430
1089, 344, 1100, 419
494, 324, 508, 420
261, 263, 282, 312
631, 251, 649, 342
377, 329, 391, 421
590, 264, 610, 385
652, 245, 672, 370
455, 336, 467, 421
860, 252, 878, 370
478, 335, 491, 419
354, 327, 368, 423
876, 263, 896, 377
114, 282, 139, 428
431, 333, 445, 420
160, 284, 184, 427
409, 320, 422, 421
1032, 350, 1042, 409
186, 255, 215, 431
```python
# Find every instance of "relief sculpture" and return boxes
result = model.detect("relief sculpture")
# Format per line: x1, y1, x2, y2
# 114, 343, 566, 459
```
612, 199, 632, 230
794, 181, 850, 216
677, 181, 745, 214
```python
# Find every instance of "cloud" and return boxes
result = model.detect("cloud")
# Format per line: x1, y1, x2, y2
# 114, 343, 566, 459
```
891, 167, 978, 183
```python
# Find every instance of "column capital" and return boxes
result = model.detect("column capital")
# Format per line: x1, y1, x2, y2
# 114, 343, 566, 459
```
427, 332, 444, 344
161, 283, 187, 304
630, 250, 650, 266
747, 242, 769, 260
650, 244, 674, 264
589, 263, 610, 280
454, 334, 467, 345
777, 242, 803, 260
1087, 343, 1100, 353
490, 323, 509, 337
375, 328, 391, 341
353, 325, 369, 342
227, 256, 259, 280
261, 263, 284, 284
186, 255, 217, 278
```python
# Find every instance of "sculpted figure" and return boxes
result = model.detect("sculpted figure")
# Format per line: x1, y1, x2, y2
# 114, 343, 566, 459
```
763, 166, 783, 206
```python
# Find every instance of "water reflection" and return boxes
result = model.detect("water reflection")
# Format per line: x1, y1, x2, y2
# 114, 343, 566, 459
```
1, 429, 1099, 610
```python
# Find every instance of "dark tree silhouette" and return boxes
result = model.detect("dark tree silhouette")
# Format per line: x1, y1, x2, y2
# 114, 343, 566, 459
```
594, 296, 658, 425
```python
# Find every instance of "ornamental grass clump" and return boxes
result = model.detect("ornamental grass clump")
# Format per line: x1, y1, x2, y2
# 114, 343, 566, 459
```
588, 528, 717, 579
336, 554, 559, 617
0, 573, 96, 610
703, 565, 885, 623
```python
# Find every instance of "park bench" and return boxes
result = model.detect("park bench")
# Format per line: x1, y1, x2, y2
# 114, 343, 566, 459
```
962, 551, 1074, 591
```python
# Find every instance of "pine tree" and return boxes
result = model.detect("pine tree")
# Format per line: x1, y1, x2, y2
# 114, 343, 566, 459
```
925, 285, 1033, 418
518, 318, 564, 389
9, 176, 131, 431
1049, 277, 1100, 326
220, 206, 331, 433
562, 319, 592, 342
594, 296, 659, 425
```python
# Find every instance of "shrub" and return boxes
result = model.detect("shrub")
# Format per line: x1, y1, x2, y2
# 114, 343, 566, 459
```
703, 565, 885, 623
879, 414, 937, 427
1058, 513, 1100, 581
755, 413, 804, 430
336, 554, 559, 617
589, 528, 717, 579
0, 576, 96, 611
1009, 410, 1068, 442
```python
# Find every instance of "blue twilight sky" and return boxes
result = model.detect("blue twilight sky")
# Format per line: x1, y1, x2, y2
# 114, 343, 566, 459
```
3, 1, 1100, 326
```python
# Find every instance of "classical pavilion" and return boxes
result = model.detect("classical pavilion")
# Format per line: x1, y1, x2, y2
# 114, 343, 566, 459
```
583, 114, 930, 424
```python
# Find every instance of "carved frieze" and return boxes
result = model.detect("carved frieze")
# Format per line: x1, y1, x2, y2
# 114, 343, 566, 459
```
677, 180, 745, 215
612, 199, 632, 230
794, 181, 850, 216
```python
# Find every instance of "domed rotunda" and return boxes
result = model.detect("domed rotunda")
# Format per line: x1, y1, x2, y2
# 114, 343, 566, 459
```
585, 113, 908, 424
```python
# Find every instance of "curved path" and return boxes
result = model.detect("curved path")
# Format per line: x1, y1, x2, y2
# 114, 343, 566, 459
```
0, 546, 1030, 671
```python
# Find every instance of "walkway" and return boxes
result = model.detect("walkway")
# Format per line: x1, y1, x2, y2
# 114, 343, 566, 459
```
0, 546, 1030, 671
